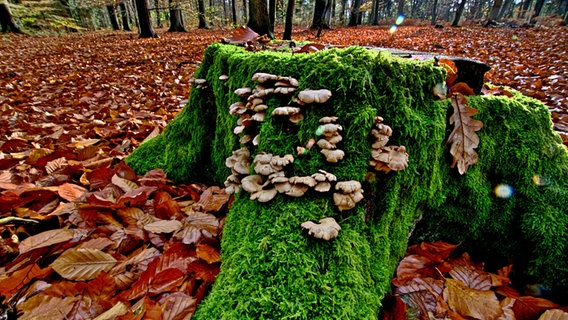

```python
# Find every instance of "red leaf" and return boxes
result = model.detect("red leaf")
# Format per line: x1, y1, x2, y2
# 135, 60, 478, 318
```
513, 296, 559, 320
225, 25, 259, 44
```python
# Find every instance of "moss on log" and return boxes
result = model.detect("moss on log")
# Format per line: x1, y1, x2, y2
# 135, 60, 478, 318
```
126, 43, 568, 318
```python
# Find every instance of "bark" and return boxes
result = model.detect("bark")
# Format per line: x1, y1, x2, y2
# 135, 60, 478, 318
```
532, 0, 545, 17
107, 5, 121, 30
348, 0, 362, 26
247, 0, 273, 37
430, 0, 438, 24
518, 0, 532, 18
311, 0, 330, 29
154, 0, 161, 27
168, 0, 186, 31
269, 0, 275, 34
397, 0, 405, 16
242, 0, 247, 21
283, 0, 294, 40
451, 0, 467, 26
371, 0, 380, 25
231, 0, 237, 24
135, 0, 158, 37
119, 2, 132, 30
0, 0, 22, 33
197, 0, 207, 28
488, 0, 503, 21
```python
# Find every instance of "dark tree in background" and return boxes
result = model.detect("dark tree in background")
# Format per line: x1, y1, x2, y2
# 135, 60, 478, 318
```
310, 0, 331, 29
168, 0, 186, 31
135, 0, 157, 37
197, 0, 207, 28
0, 0, 21, 32
248, 0, 273, 37
119, 2, 131, 30
283, 0, 294, 39
107, 5, 120, 30
348, 0, 362, 26
452, 0, 467, 26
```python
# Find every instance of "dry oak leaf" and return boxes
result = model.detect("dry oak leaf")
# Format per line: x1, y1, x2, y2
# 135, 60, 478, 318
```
51, 247, 117, 281
445, 93, 484, 175
301, 217, 341, 240
443, 278, 503, 320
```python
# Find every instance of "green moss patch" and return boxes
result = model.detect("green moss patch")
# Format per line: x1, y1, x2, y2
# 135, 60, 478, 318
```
126, 43, 568, 318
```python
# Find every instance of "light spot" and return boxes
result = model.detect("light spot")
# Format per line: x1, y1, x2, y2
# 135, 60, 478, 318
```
395, 14, 405, 25
532, 174, 551, 186
315, 125, 325, 136
494, 183, 514, 199
389, 25, 398, 34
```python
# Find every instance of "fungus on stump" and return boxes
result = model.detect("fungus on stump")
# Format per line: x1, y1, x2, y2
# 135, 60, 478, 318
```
126, 43, 568, 318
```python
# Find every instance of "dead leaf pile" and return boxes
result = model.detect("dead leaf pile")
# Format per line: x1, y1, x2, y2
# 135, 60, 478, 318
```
0, 163, 230, 319
386, 241, 568, 320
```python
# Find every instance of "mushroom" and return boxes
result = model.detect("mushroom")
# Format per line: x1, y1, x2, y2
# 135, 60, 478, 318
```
193, 78, 207, 89
270, 154, 294, 168
333, 180, 364, 211
317, 139, 335, 150
289, 176, 317, 188
274, 86, 296, 95
251, 112, 265, 122
252, 135, 260, 146
224, 174, 241, 194
319, 116, 338, 123
270, 173, 291, 193
234, 87, 252, 97
320, 149, 345, 163
285, 183, 309, 197
272, 106, 301, 116
250, 188, 278, 203
289, 113, 304, 123
246, 98, 264, 110
252, 72, 279, 83
249, 86, 275, 99
297, 89, 332, 104
319, 123, 343, 137
301, 217, 341, 240
225, 147, 250, 174
219, 74, 229, 81
241, 175, 278, 203
229, 102, 247, 115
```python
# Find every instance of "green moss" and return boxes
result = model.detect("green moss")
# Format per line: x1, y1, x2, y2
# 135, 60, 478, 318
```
126, 43, 568, 317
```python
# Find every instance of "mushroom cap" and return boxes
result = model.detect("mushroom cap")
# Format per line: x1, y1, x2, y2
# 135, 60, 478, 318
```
275, 77, 299, 87
272, 106, 301, 115
241, 175, 264, 193
251, 188, 278, 203
239, 134, 252, 144
254, 152, 273, 164
255, 163, 278, 175
321, 149, 345, 163
274, 86, 297, 95
233, 125, 245, 135
289, 113, 304, 123
234, 87, 252, 97
232, 160, 250, 175
317, 139, 336, 150
246, 98, 264, 110
274, 181, 292, 193
250, 87, 275, 99
319, 116, 338, 123
219, 74, 229, 81
320, 123, 343, 135
229, 102, 247, 115
289, 176, 317, 187
376, 123, 393, 136
372, 136, 389, 149
312, 170, 337, 182
252, 134, 260, 146
374, 116, 384, 123
301, 217, 341, 240
335, 180, 362, 194
333, 192, 356, 211
252, 72, 279, 83
297, 89, 332, 104
327, 134, 343, 145
253, 104, 269, 112
387, 146, 409, 171
296, 146, 306, 155
314, 181, 331, 192
285, 184, 309, 197
251, 112, 265, 122
319, 169, 337, 182
271, 154, 294, 167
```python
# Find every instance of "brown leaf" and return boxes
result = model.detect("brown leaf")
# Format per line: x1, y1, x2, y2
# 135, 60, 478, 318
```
294, 43, 326, 54
18, 295, 79, 320
443, 278, 503, 320
196, 186, 230, 213
58, 182, 87, 202
445, 93, 484, 175
18, 228, 75, 254
449, 253, 492, 290
395, 277, 444, 318
51, 248, 117, 281
538, 309, 568, 320
112, 174, 138, 193
0, 263, 52, 297
381, 294, 407, 320
144, 219, 183, 234
159, 292, 197, 320
513, 296, 560, 320
450, 82, 475, 96
438, 58, 458, 86
196, 243, 221, 264
225, 25, 259, 44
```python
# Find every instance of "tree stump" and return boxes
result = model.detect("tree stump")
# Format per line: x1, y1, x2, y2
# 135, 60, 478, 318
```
126, 43, 568, 318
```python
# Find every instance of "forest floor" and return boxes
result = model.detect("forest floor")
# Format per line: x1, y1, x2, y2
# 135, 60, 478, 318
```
0, 25, 568, 319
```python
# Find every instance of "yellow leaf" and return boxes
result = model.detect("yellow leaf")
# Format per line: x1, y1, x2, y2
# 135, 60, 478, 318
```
443, 278, 503, 320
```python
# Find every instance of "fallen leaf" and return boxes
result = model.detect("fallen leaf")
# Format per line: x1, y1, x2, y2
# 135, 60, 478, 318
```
443, 278, 503, 320
51, 248, 117, 281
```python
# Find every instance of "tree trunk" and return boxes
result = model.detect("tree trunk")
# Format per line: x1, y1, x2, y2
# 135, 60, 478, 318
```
371, 0, 379, 25
0, 0, 22, 33
135, 0, 158, 37
119, 2, 132, 30
283, 0, 294, 40
242, 0, 247, 21
231, 0, 237, 24
248, 0, 273, 37
451, 0, 467, 26
168, 0, 186, 31
269, 0, 275, 34
488, 0, 503, 21
311, 0, 330, 29
197, 0, 207, 28
154, 0, 162, 27
348, 0, 362, 26
532, 0, 545, 18
499, 0, 514, 19
397, 0, 405, 16
518, 0, 532, 18
107, 5, 121, 30
430, 0, 438, 24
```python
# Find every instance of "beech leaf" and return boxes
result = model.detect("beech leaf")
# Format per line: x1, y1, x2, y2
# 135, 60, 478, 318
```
225, 25, 259, 44
111, 174, 138, 193
58, 182, 87, 202
443, 278, 503, 320
18, 228, 75, 254
538, 309, 568, 320
51, 248, 117, 281
445, 93, 484, 175
144, 219, 183, 234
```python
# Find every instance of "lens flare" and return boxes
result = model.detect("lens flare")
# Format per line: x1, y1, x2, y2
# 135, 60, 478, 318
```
494, 183, 514, 199
395, 14, 405, 25
532, 174, 551, 186
389, 25, 397, 34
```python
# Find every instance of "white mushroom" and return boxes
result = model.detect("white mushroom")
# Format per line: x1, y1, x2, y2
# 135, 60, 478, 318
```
289, 176, 317, 188
335, 180, 362, 194
234, 87, 252, 97
297, 89, 332, 104
274, 86, 296, 95
285, 184, 309, 197
319, 116, 338, 123
241, 175, 264, 193
289, 113, 304, 123
301, 217, 341, 240
272, 106, 301, 116
321, 149, 345, 163
251, 188, 278, 203
317, 139, 336, 150
219, 75, 229, 81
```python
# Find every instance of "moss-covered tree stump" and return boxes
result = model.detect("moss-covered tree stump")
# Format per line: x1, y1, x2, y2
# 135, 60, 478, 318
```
126, 43, 568, 318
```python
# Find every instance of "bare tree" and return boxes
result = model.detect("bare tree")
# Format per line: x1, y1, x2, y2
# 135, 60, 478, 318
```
248, 0, 273, 37
283, 0, 294, 39
168, 0, 186, 31
197, 0, 207, 28
107, 5, 121, 30
119, 2, 132, 30
311, 0, 331, 28
135, 0, 158, 37
452, 0, 467, 26
488, 0, 503, 22
349, 0, 362, 26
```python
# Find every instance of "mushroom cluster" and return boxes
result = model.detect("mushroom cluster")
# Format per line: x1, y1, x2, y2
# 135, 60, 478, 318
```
224, 147, 251, 194
369, 116, 409, 173
191, 78, 208, 89
317, 116, 345, 163
230, 72, 300, 146
333, 180, 364, 211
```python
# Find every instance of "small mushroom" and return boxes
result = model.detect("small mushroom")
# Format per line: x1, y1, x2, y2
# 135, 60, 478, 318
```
253, 104, 269, 112
319, 123, 343, 137
224, 174, 241, 194
219, 74, 229, 81
320, 149, 345, 163
229, 102, 247, 115
285, 183, 309, 197
289, 113, 304, 123
333, 193, 357, 211
250, 87, 275, 99
272, 106, 301, 116
251, 112, 265, 122
335, 180, 362, 194
319, 116, 338, 123
289, 176, 317, 188
234, 87, 252, 97
246, 98, 264, 110
252, 135, 260, 146
297, 89, 332, 104
241, 174, 264, 193
252, 72, 279, 83
301, 217, 341, 240
333, 181, 364, 211
271, 154, 294, 167
327, 134, 343, 145
250, 188, 278, 203
193, 78, 207, 89
274, 86, 296, 95
314, 182, 331, 192
317, 139, 336, 150
240, 134, 252, 144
